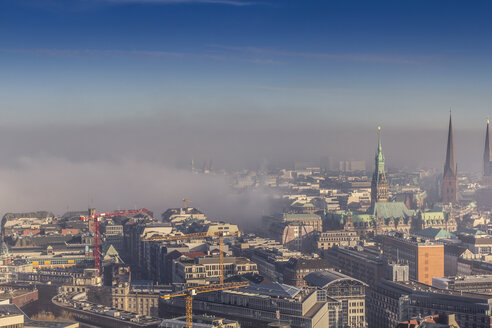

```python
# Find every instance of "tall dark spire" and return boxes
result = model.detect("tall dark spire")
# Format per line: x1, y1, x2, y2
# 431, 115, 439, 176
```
442, 113, 458, 204
444, 114, 457, 178
484, 118, 492, 177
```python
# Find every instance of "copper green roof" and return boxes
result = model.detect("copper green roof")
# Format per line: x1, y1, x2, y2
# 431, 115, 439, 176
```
369, 202, 414, 219
415, 227, 455, 239
421, 211, 445, 222
352, 214, 374, 223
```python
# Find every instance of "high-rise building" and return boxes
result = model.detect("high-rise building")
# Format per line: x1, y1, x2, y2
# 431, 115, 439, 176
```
381, 234, 444, 285
442, 114, 458, 204
484, 119, 492, 182
371, 126, 389, 206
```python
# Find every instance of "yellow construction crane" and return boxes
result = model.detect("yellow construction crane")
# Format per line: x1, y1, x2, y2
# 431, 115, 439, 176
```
142, 231, 241, 284
162, 281, 249, 328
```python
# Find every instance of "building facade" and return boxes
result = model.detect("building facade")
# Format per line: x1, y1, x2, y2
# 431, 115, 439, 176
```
381, 234, 444, 285
304, 270, 367, 328
174, 256, 258, 285
369, 279, 492, 328
161, 283, 331, 328
316, 230, 359, 250
112, 283, 161, 317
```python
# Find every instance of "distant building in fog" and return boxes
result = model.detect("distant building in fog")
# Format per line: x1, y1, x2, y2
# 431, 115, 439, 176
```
339, 160, 366, 172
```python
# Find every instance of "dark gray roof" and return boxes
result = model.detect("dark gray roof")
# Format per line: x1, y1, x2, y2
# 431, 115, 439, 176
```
304, 270, 367, 288
0, 303, 28, 320
286, 257, 331, 270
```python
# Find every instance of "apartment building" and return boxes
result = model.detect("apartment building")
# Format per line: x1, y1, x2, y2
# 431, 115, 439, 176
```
173, 256, 258, 285
316, 230, 359, 250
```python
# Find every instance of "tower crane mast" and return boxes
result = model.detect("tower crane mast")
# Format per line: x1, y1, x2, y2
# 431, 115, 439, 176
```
162, 281, 249, 328
81, 208, 150, 274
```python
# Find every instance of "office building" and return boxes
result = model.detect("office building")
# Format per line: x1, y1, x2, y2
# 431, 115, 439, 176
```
304, 270, 367, 327
381, 234, 444, 285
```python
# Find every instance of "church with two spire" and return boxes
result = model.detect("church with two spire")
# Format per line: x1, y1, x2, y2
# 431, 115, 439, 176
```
441, 114, 492, 202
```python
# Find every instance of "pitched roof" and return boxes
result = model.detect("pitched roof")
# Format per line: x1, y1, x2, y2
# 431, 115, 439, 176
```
103, 244, 123, 263
415, 228, 455, 240
370, 202, 414, 219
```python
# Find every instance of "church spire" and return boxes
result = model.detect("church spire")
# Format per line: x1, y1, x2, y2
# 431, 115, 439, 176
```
371, 125, 388, 206
375, 125, 385, 174
484, 118, 492, 177
444, 114, 457, 178
442, 113, 458, 204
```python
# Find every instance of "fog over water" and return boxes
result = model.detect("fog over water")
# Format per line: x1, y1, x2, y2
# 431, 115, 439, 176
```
0, 114, 487, 225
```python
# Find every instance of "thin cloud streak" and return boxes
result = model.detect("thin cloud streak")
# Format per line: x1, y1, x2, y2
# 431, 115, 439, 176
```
0, 47, 281, 65
209, 44, 435, 65
102, 0, 259, 6
0, 46, 424, 66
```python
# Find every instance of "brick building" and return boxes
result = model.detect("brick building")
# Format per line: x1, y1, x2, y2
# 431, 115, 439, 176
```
381, 234, 444, 285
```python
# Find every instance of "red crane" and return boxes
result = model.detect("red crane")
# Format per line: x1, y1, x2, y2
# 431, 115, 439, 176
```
80, 208, 150, 274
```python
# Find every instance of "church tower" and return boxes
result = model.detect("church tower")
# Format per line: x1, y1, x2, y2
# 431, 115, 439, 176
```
483, 119, 492, 180
442, 114, 458, 204
371, 126, 389, 206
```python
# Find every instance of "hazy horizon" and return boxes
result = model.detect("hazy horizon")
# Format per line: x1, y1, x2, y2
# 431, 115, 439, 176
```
1, 0, 492, 220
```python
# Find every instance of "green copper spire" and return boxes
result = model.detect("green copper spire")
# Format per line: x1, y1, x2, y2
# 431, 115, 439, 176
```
376, 126, 385, 175
371, 125, 389, 205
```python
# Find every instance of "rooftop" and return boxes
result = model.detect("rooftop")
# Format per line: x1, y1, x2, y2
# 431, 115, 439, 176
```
232, 283, 302, 299
395, 280, 492, 301
304, 270, 367, 288
370, 201, 415, 219
415, 228, 455, 240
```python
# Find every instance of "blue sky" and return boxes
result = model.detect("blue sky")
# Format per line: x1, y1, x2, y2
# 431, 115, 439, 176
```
1, 0, 491, 128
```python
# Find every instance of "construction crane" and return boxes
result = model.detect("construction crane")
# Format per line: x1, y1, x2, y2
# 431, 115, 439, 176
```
142, 231, 240, 284
81, 208, 150, 274
162, 281, 249, 328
